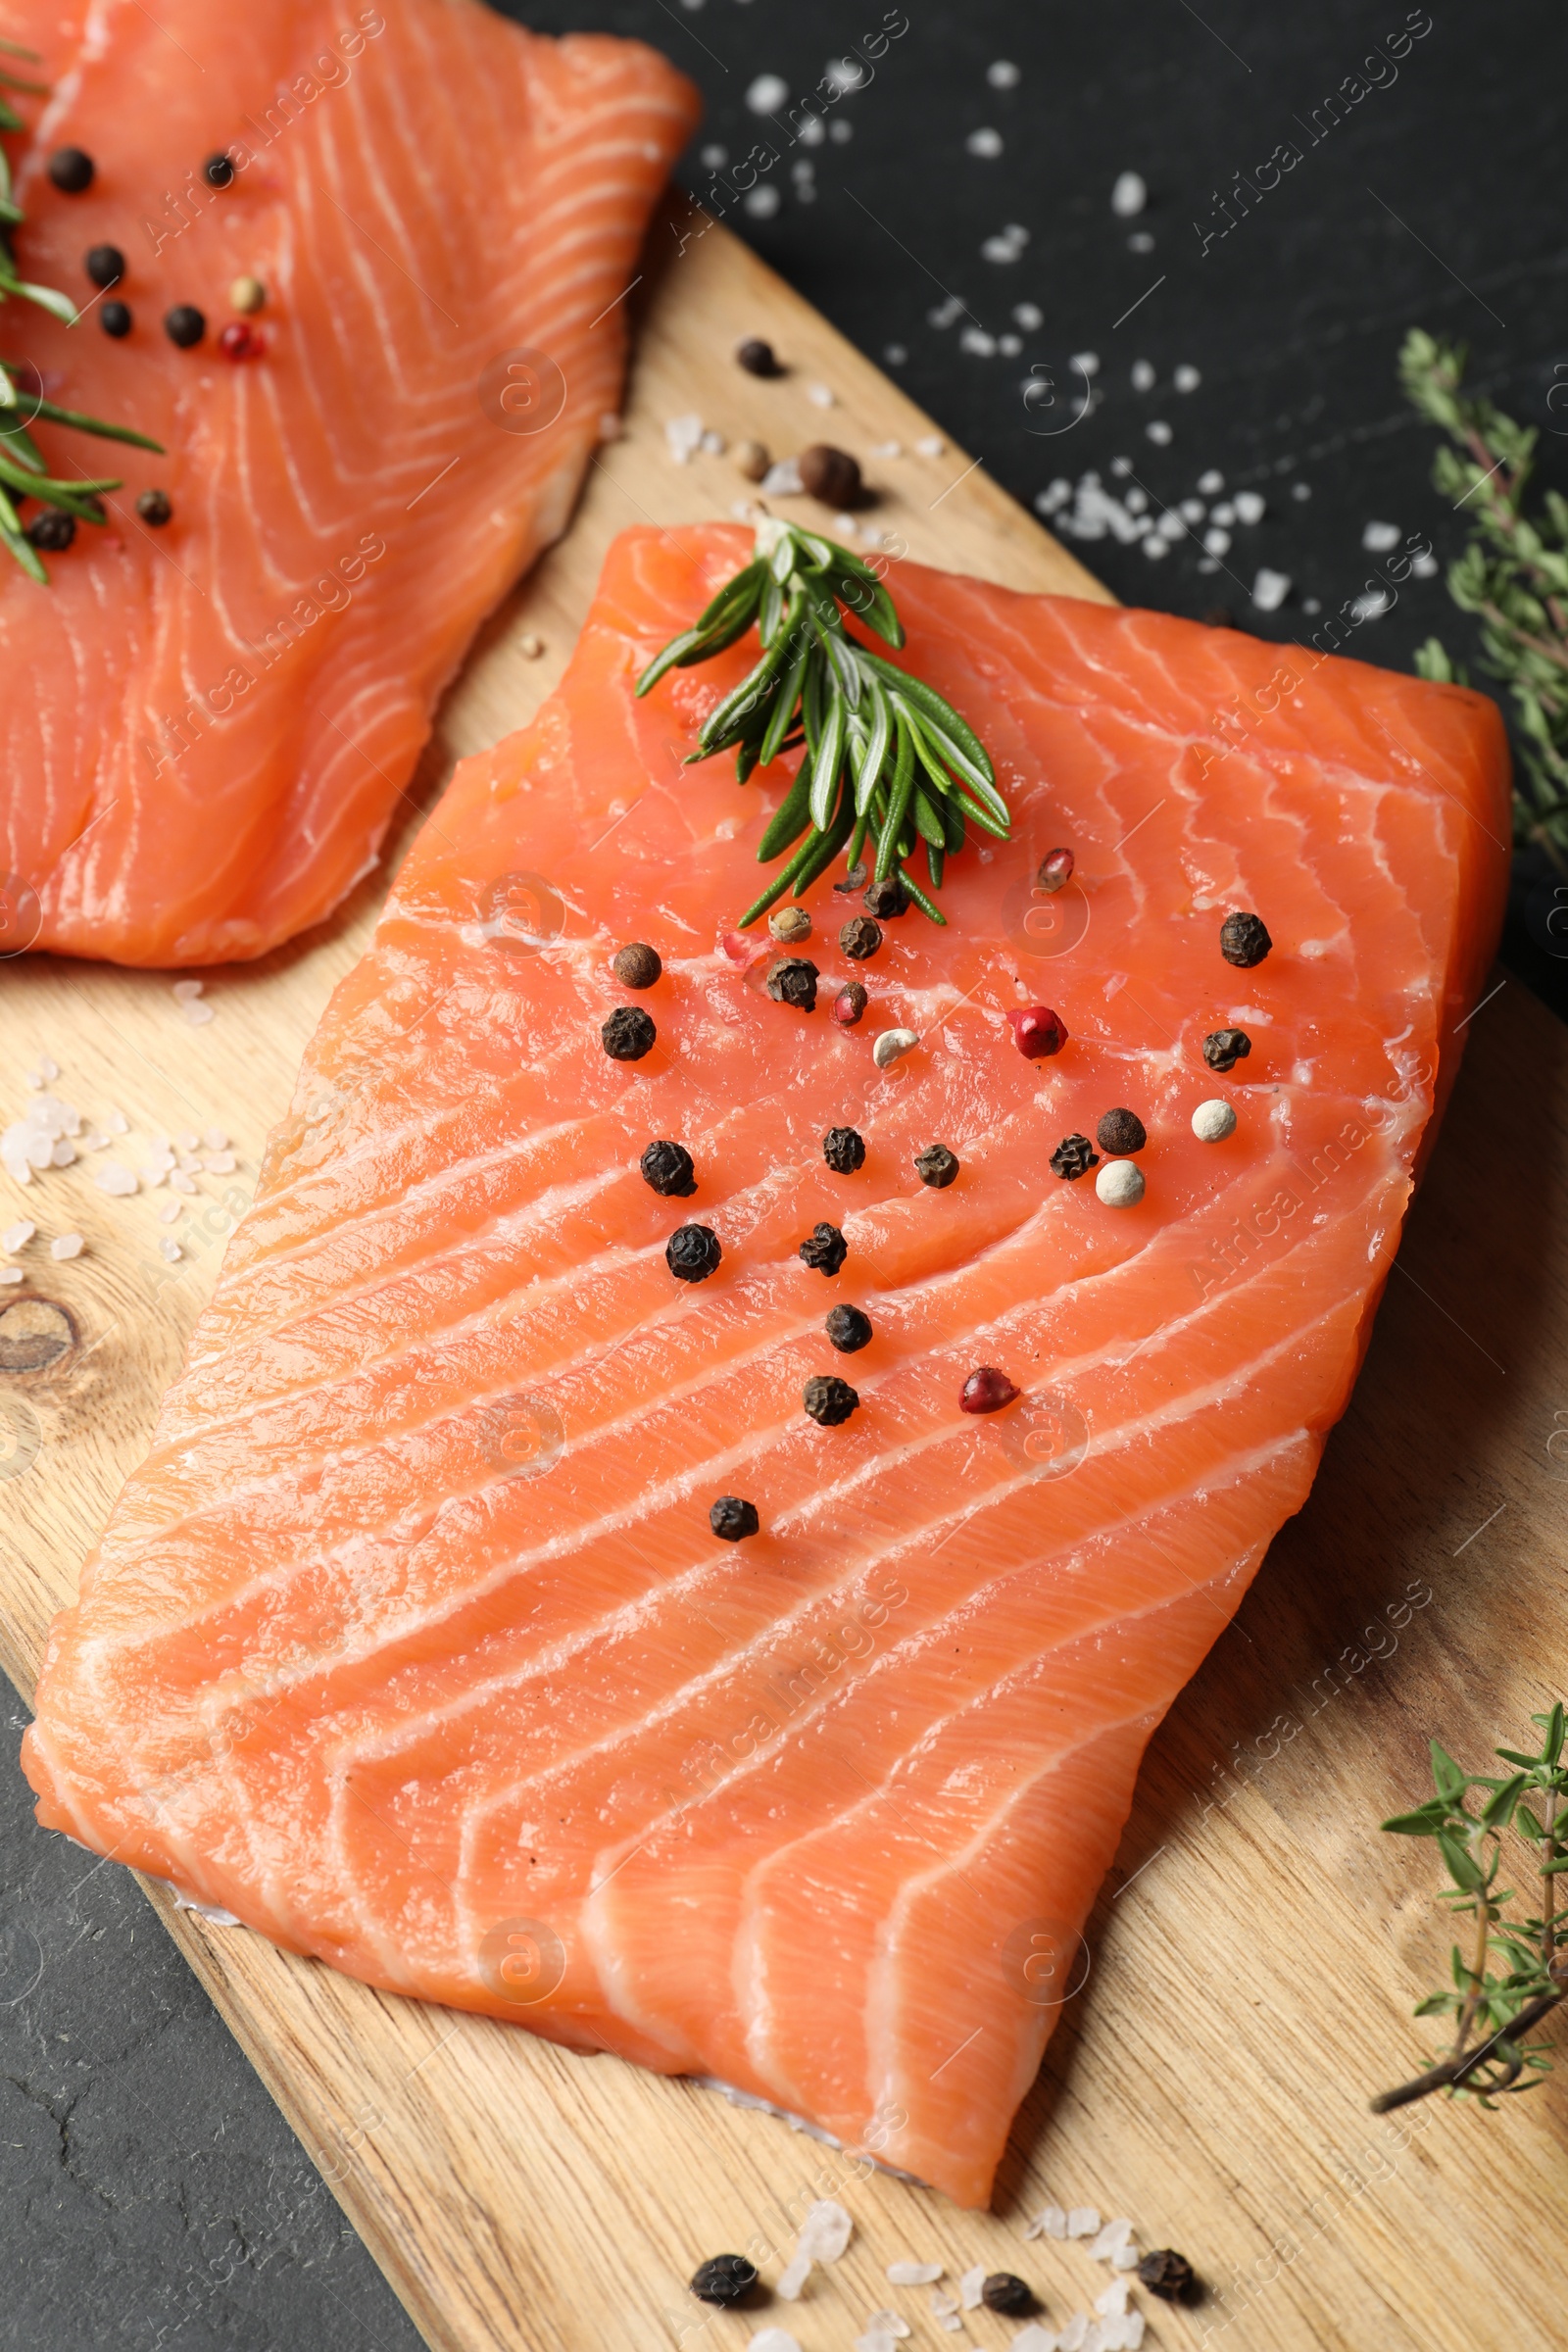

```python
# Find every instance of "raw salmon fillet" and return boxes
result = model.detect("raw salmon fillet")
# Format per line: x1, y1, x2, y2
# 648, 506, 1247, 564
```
24, 525, 1509, 2206
0, 0, 695, 964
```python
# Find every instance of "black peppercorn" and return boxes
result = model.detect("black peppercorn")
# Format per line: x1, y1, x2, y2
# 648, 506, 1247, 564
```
799, 443, 863, 507
602, 1006, 657, 1061
1137, 2249, 1197, 2303
914, 1143, 959, 1190
838, 915, 882, 960
862, 874, 907, 920
691, 2254, 759, 2306
1050, 1133, 1100, 1181
709, 1495, 760, 1543
135, 488, 173, 527
822, 1126, 865, 1174
799, 1221, 848, 1275
47, 147, 94, 194
100, 300, 132, 339
804, 1374, 859, 1427
24, 511, 74, 553
639, 1140, 696, 1198
734, 337, 780, 377
1096, 1107, 1147, 1155
1219, 909, 1271, 967
665, 1224, 721, 1283
825, 1303, 872, 1353
613, 941, 661, 989
164, 304, 207, 349
202, 151, 235, 188
765, 956, 818, 1011
84, 244, 124, 289
981, 2274, 1036, 2317
1202, 1026, 1251, 1073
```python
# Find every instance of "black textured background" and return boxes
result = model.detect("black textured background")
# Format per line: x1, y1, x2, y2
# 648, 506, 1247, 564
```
4, 3, 1563, 2345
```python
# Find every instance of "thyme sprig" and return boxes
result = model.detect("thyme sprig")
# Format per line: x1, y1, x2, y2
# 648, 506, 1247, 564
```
1370, 1702, 1568, 2114
635, 517, 1009, 925
1400, 327, 1568, 871
0, 38, 162, 580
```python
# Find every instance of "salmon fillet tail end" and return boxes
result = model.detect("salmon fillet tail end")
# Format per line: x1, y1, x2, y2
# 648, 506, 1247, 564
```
24, 527, 1510, 2208
0, 0, 699, 965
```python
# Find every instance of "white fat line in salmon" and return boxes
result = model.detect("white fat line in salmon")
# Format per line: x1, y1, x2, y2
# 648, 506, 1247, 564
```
1194, 531, 1435, 780
141, 11, 389, 258
667, 7, 909, 262
138, 534, 387, 776
1191, 10, 1434, 261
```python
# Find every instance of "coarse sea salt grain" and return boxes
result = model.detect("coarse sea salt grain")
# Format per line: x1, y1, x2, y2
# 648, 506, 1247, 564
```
1066, 2207, 1102, 2238
1173, 362, 1201, 392
1095, 2278, 1132, 2318
1110, 2247, 1141, 2273
1057, 2316, 1090, 2352
871, 439, 903, 458
1130, 358, 1154, 391
1090, 2218, 1135, 2260
776, 2254, 812, 2300
107, 1109, 128, 1133
157, 1202, 181, 1225
170, 1171, 197, 1195
202, 1127, 228, 1152
745, 71, 788, 113
1, 1220, 32, 1251
204, 1152, 237, 1173
1251, 566, 1292, 612
886, 2260, 942, 2285
959, 2267, 987, 2310
987, 57, 1020, 85
862, 2317, 909, 2341
0, 1265, 22, 1285
854, 2335, 897, 2352
1110, 170, 1147, 217
94, 1162, 137, 1197
1198, 466, 1224, 494
1024, 2204, 1068, 2239
930, 2287, 960, 2318
49, 1234, 83, 1260
761, 457, 804, 496
1010, 2329, 1056, 2352
185, 1000, 215, 1025
916, 434, 946, 457
172, 978, 203, 1002
748, 2333, 801, 2352
1146, 419, 1172, 445
1362, 518, 1400, 552
798, 2200, 853, 2263
159, 1239, 182, 1263
1233, 489, 1264, 524
806, 380, 836, 408
664, 413, 704, 465
966, 126, 1003, 157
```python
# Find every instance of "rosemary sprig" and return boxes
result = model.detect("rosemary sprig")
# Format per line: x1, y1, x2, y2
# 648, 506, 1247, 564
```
635, 517, 1009, 924
1400, 327, 1568, 872
0, 41, 162, 580
1370, 1702, 1568, 2114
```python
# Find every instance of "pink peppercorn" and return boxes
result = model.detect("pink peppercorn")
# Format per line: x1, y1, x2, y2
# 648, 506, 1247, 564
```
219, 319, 265, 361
1037, 847, 1075, 893
960, 1366, 1019, 1415
1006, 1005, 1068, 1059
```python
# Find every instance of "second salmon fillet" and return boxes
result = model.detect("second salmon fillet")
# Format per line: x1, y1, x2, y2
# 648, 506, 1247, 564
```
24, 525, 1509, 2206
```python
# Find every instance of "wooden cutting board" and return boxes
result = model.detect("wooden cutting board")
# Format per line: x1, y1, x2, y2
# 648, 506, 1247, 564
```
0, 214, 1562, 2352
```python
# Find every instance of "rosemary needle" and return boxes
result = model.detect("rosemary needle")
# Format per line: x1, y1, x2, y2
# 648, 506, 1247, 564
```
635, 517, 1009, 923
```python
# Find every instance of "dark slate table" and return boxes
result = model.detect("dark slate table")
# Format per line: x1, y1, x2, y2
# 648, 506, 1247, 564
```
4, 3, 1560, 2344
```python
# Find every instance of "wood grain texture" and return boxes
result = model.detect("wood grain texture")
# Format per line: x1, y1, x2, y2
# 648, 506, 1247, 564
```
0, 216, 1558, 2352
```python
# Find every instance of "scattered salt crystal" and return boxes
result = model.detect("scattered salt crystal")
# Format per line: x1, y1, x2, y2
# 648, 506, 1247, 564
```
0, 1265, 22, 1285
1292, 478, 1313, 499
1058, 2318, 1090, 2352
664, 413, 705, 465
1010, 2330, 1057, 2352
2, 1221, 32, 1251
1210, 500, 1235, 524
966, 126, 1004, 157
1130, 358, 1155, 392
176, 1131, 198, 1152
1203, 527, 1231, 556
1251, 566, 1293, 612
49, 1140, 75, 1168
24, 1073, 41, 1091
886, 2261, 943, 2285
745, 71, 789, 113
981, 229, 1026, 263
760, 458, 804, 496
80, 1130, 108, 1152
203, 1152, 237, 1173
855, 2335, 898, 2352
1351, 586, 1392, 621
1024, 2204, 1068, 2240
748, 2333, 802, 2352
959, 324, 997, 356
987, 58, 1020, 86
36, 1055, 59, 1082
1233, 489, 1264, 524
201, 1126, 228, 1152
1121, 2314, 1145, 2348
107, 1109, 129, 1133
870, 439, 903, 458
172, 978, 204, 1002
1110, 170, 1147, 217
50, 1233, 83, 1261
24, 1135, 52, 1170
959, 2267, 987, 2311
170, 1171, 197, 1195
1090, 2219, 1135, 2261
1141, 536, 1167, 560
94, 1161, 137, 1197
176, 1152, 201, 1173
1014, 302, 1044, 331
1411, 550, 1440, 578
798, 2200, 853, 2264
157, 1202, 181, 1225
862, 2317, 909, 2341
1127, 230, 1154, 253
931, 2288, 960, 2318
776, 2254, 812, 2300
805, 381, 836, 409
1146, 419, 1172, 445
1198, 467, 1224, 493
1094, 2278, 1131, 2317
915, 433, 946, 456
1066, 2208, 1101, 2238
1173, 363, 1201, 392
185, 1001, 215, 1025
1110, 2247, 1141, 2272
1362, 518, 1400, 552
